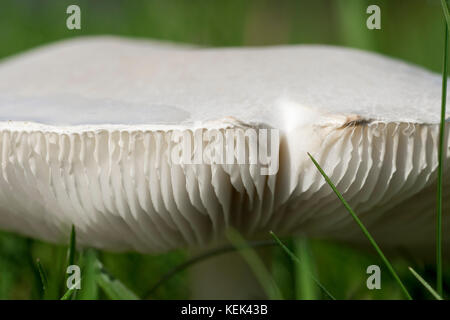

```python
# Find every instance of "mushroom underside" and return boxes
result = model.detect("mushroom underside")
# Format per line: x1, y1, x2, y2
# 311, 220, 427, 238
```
0, 120, 448, 255
0, 37, 449, 256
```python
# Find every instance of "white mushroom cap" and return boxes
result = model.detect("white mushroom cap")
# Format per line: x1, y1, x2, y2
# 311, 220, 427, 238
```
0, 36, 448, 252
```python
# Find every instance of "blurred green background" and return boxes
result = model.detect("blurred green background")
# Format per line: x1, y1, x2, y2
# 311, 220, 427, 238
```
0, 0, 448, 300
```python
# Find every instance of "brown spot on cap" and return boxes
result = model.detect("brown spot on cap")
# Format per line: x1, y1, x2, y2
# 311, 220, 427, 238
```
340, 115, 371, 129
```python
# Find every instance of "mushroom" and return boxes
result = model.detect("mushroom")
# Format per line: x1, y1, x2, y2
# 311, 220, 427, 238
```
0, 36, 449, 299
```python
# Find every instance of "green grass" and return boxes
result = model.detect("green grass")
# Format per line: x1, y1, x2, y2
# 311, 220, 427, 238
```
36, 259, 48, 293
96, 262, 140, 300
0, 0, 448, 300
67, 225, 76, 268
409, 267, 443, 300
437, 0, 449, 296
61, 225, 77, 300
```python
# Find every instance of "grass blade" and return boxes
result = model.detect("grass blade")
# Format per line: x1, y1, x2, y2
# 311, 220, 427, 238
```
26, 239, 44, 299
77, 249, 99, 299
295, 238, 317, 299
437, 0, 449, 296
226, 229, 283, 300
65, 225, 77, 300
60, 280, 80, 300
408, 267, 443, 300
96, 261, 140, 300
270, 231, 336, 300
61, 250, 100, 300
60, 288, 74, 300
36, 259, 48, 292
308, 153, 412, 300
442, 0, 450, 28
67, 225, 76, 267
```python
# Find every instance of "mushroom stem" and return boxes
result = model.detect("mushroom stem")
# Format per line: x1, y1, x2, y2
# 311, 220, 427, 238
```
189, 244, 273, 299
